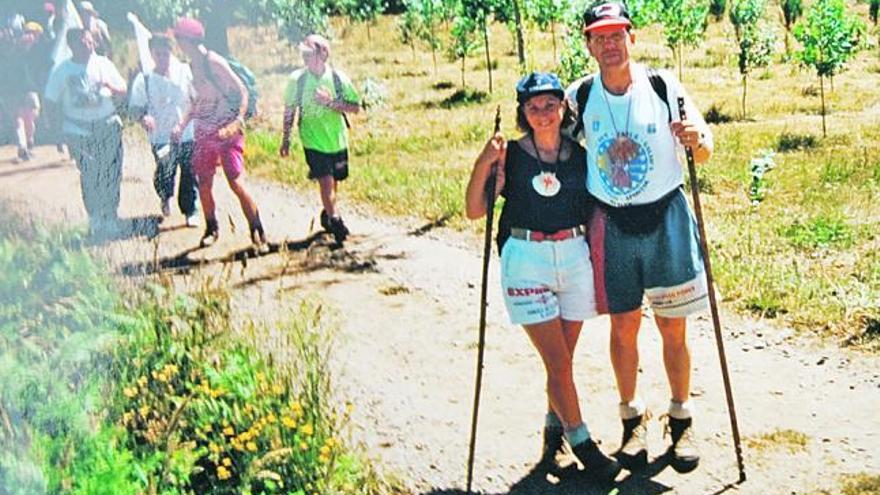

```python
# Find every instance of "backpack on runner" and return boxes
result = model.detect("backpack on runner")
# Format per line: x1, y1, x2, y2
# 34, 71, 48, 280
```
294, 68, 352, 129
204, 53, 259, 120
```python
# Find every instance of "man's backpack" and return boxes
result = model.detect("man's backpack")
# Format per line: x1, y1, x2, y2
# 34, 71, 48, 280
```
294, 68, 352, 129
203, 53, 259, 120
570, 68, 672, 140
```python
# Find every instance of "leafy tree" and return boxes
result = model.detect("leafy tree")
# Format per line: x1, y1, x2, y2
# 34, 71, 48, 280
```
870, 0, 879, 25
339, 0, 386, 40
778, 0, 802, 54
398, 5, 423, 57
710, 0, 727, 21
454, 0, 500, 93
528, 0, 570, 63
125, 0, 330, 54
626, 0, 663, 28
404, 0, 446, 73
269, 0, 331, 46
657, 0, 710, 80
448, 10, 479, 87
793, 0, 865, 136
730, 0, 775, 118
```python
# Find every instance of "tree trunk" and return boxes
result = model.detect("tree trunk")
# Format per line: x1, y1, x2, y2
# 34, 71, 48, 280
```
203, 1, 233, 55
367, 22, 372, 42
429, 7, 438, 74
742, 73, 748, 119
784, 27, 790, 55
482, 17, 493, 94
820, 75, 827, 137
551, 22, 557, 64
461, 54, 466, 88
677, 43, 684, 81
512, 0, 526, 66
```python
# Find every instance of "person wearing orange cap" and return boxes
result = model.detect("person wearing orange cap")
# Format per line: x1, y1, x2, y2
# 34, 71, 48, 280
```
172, 17, 268, 252
565, 1, 714, 476
280, 34, 361, 245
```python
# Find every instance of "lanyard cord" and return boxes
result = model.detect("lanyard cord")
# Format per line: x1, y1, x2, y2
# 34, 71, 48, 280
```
601, 78, 633, 138
529, 133, 563, 175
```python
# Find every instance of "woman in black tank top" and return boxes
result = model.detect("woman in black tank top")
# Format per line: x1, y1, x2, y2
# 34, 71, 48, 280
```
464, 73, 619, 483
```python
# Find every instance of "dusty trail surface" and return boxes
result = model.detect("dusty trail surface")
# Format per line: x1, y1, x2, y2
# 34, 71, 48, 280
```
1, 141, 878, 494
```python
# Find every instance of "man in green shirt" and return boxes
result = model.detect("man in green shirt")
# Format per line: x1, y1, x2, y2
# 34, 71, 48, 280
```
280, 34, 361, 245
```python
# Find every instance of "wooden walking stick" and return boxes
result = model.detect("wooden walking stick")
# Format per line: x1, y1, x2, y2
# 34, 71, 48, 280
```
677, 97, 746, 483
466, 105, 502, 495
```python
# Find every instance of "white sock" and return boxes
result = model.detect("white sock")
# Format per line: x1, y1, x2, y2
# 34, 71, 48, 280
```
668, 399, 695, 420
619, 397, 646, 420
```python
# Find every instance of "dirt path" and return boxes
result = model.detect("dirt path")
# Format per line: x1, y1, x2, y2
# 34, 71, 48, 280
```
2, 140, 878, 494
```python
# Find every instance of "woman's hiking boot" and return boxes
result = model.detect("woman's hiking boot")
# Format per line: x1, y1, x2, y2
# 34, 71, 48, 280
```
536, 426, 564, 473
615, 412, 650, 471
250, 224, 269, 255
329, 216, 349, 244
571, 439, 622, 484
200, 218, 219, 248
663, 415, 699, 473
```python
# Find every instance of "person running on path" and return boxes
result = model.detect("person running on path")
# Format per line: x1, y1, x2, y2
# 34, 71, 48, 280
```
8, 21, 52, 162
566, 1, 714, 475
43, 27, 126, 235
280, 34, 360, 245
172, 17, 267, 251
129, 33, 199, 227
465, 72, 621, 484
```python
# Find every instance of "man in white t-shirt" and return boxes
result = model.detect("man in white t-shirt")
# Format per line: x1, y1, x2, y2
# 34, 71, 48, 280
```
129, 34, 199, 227
44, 27, 126, 235
565, 2, 714, 476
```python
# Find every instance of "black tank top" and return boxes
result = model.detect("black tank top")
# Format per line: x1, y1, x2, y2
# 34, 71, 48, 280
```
496, 138, 592, 252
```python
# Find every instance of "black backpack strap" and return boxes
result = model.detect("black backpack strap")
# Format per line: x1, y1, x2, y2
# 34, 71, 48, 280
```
571, 75, 594, 140
331, 69, 351, 130
294, 69, 308, 128
646, 68, 672, 123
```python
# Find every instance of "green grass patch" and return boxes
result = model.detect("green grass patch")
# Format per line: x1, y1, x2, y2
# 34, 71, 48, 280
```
0, 216, 398, 494
780, 215, 854, 250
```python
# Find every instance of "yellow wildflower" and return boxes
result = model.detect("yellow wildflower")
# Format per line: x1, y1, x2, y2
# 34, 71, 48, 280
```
301, 423, 313, 436
272, 384, 283, 395
319, 445, 330, 456
246, 441, 257, 452
217, 466, 231, 480
208, 442, 221, 454
282, 416, 297, 428
138, 405, 150, 418
223, 426, 235, 436
299, 441, 309, 451
137, 376, 147, 387
123, 387, 137, 399
222, 457, 232, 467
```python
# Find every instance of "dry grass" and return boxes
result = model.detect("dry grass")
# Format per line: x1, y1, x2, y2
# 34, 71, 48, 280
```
211, 11, 880, 344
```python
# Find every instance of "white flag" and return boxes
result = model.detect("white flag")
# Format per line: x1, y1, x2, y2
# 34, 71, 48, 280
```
51, 0, 83, 67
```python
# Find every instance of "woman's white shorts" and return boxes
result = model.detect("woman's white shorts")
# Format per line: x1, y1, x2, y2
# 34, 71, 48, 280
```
500, 235, 599, 326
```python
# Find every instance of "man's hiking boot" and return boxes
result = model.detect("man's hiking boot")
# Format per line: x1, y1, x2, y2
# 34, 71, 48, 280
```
200, 219, 219, 248
329, 216, 349, 244
319, 209, 331, 231
251, 224, 270, 255
664, 415, 699, 474
571, 439, 622, 484
615, 412, 650, 471
17, 147, 31, 162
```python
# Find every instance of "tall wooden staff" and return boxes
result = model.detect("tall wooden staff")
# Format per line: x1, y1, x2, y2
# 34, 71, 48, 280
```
466, 105, 502, 494
677, 97, 746, 483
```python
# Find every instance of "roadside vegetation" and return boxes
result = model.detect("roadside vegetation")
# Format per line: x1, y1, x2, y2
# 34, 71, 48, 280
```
0, 217, 399, 494
226, 7, 879, 347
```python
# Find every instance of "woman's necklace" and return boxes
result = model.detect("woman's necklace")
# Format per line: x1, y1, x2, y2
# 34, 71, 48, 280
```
529, 133, 563, 197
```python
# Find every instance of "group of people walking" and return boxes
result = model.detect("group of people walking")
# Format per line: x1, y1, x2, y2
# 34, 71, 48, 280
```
2, 2, 360, 249
466, 2, 713, 485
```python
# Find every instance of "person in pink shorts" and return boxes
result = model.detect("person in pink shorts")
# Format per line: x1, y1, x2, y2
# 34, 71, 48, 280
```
172, 17, 267, 251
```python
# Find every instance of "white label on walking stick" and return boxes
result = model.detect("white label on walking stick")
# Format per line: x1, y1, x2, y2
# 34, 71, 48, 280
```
156, 144, 171, 159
